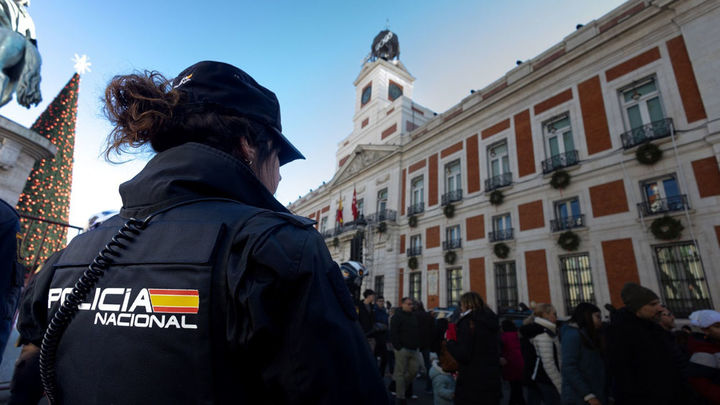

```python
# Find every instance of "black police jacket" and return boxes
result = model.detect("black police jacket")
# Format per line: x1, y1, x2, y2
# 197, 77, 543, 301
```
17, 142, 388, 404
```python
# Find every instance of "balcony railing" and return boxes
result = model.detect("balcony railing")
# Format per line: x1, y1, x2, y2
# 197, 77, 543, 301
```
550, 214, 585, 232
489, 228, 514, 242
485, 172, 513, 192
441, 189, 463, 206
407, 246, 422, 257
367, 209, 397, 223
442, 239, 462, 250
620, 118, 674, 149
321, 229, 334, 239
637, 195, 689, 217
542, 150, 579, 174
407, 202, 425, 215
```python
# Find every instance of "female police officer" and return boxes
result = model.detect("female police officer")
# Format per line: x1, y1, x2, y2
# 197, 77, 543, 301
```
15, 61, 388, 404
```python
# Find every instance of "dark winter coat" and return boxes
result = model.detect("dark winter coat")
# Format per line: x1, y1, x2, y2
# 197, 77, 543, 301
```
560, 323, 607, 405
606, 307, 696, 405
446, 308, 502, 405
390, 308, 421, 350
416, 309, 435, 350
500, 331, 524, 382
16, 142, 388, 405
0, 199, 22, 324
357, 302, 375, 336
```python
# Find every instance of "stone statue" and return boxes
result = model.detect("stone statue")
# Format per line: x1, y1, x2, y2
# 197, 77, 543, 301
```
0, 0, 41, 109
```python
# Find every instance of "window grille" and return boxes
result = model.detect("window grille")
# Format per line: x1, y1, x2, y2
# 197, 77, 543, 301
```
494, 261, 518, 313
654, 242, 712, 318
560, 253, 595, 314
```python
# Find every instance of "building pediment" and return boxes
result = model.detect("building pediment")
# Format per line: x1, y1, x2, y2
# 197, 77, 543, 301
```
330, 144, 398, 187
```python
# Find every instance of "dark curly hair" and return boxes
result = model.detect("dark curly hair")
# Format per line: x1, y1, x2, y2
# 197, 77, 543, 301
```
102, 70, 275, 164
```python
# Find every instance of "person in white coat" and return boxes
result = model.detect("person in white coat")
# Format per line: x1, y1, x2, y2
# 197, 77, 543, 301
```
520, 303, 562, 405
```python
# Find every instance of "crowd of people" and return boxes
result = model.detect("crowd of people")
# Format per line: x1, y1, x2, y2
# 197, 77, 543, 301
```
361, 282, 720, 405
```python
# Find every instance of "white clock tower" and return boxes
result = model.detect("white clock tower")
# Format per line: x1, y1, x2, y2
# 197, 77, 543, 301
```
335, 30, 434, 168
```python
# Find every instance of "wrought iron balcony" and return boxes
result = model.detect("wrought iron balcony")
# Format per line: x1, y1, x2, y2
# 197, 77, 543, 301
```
620, 118, 673, 149
367, 209, 397, 223
407, 202, 425, 215
637, 195, 689, 217
442, 239, 462, 251
550, 215, 585, 232
441, 189, 463, 206
321, 229, 334, 239
542, 150, 579, 174
485, 173, 513, 192
489, 228, 514, 242
406, 246, 422, 257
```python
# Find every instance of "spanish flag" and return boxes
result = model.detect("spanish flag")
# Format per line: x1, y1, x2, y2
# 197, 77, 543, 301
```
149, 289, 199, 314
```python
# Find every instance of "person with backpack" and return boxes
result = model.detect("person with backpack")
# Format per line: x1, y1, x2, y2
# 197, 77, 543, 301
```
560, 303, 607, 405
446, 292, 502, 405
520, 303, 562, 405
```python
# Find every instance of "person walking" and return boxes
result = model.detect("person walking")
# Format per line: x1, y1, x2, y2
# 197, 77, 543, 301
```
560, 303, 607, 405
446, 291, 502, 405
13, 61, 388, 404
606, 282, 695, 405
358, 289, 378, 353
391, 297, 422, 405
520, 303, 562, 405
501, 319, 526, 405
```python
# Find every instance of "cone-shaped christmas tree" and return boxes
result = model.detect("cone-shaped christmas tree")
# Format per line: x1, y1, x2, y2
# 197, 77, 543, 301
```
16, 73, 80, 269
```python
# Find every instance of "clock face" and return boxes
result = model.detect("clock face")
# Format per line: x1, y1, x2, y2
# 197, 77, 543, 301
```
361, 85, 372, 105
389, 83, 403, 101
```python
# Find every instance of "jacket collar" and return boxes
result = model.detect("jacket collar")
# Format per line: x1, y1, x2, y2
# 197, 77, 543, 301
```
119, 142, 289, 218
534, 317, 557, 333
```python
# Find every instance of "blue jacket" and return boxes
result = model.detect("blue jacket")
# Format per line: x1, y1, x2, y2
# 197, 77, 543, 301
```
429, 362, 455, 405
561, 323, 607, 405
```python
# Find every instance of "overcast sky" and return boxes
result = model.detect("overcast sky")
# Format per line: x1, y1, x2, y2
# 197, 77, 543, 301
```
2, 0, 626, 237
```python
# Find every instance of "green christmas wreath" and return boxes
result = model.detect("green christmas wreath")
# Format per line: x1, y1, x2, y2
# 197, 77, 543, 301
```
332, 237, 340, 248
636, 143, 663, 165
444, 251, 457, 265
408, 215, 418, 228
443, 204, 456, 218
377, 221, 387, 233
557, 231, 580, 251
550, 170, 571, 190
489, 190, 504, 206
651, 216, 683, 240
408, 256, 418, 270
493, 242, 510, 258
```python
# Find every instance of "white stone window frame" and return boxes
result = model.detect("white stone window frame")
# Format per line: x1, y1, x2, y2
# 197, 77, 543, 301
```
530, 89, 583, 172
542, 112, 576, 160
618, 75, 667, 131
444, 159, 462, 194
486, 139, 511, 179
410, 175, 424, 206
446, 224, 461, 243
377, 187, 388, 214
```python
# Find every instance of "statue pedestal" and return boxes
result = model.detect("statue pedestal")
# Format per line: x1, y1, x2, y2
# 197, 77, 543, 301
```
0, 115, 56, 206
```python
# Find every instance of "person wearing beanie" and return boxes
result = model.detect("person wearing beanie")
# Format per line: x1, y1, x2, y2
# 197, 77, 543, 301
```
606, 283, 696, 405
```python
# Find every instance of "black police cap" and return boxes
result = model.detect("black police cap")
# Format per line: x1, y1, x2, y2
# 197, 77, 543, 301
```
171, 61, 305, 166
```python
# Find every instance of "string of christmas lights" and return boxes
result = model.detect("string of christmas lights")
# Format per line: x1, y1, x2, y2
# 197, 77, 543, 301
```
16, 73, 80, 270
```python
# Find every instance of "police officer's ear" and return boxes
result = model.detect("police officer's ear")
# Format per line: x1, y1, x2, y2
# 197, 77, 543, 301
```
238, 137, 257, 168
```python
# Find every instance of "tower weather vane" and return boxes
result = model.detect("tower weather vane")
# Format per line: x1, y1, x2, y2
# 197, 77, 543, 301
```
0, 0, 42, 108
